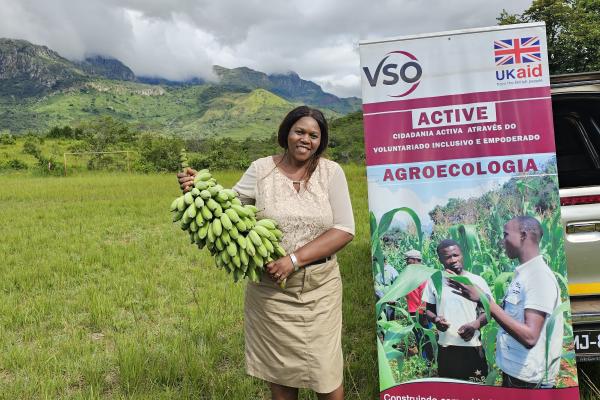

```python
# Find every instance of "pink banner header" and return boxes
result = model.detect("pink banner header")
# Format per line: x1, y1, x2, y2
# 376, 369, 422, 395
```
363, 87, 554, 166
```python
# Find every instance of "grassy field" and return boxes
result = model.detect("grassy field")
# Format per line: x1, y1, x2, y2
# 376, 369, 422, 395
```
0, 166, 598, 399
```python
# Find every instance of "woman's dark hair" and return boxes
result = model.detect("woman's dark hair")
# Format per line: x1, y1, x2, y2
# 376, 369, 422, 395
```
277, 106, 329, 181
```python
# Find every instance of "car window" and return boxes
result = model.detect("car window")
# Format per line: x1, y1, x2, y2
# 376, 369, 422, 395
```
552, 97, 600, 188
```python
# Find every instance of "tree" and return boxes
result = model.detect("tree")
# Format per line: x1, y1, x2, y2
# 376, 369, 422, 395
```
137, 132, 183, 172
498, 0, 600, 74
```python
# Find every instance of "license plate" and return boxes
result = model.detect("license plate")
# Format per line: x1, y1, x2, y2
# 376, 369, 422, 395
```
574, 330, 600, 360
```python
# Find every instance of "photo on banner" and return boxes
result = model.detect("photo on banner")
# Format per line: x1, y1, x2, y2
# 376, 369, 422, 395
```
359, 23, 581, 399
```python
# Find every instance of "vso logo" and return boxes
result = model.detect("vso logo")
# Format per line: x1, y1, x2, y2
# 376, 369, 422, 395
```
362, 51, 422, 97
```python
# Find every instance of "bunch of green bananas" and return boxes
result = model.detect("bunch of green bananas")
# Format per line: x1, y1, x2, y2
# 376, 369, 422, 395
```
170, 168, 286, 283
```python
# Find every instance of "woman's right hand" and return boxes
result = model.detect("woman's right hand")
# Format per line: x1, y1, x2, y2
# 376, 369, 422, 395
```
176, 167, 197, 193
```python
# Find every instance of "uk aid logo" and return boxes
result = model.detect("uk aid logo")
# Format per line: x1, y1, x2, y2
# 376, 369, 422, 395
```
494, 37, 543, 82
362, 51, 422, 97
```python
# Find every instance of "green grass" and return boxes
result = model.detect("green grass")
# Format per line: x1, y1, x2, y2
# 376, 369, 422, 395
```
0, 166, 375, 399
0, 167, 597, 399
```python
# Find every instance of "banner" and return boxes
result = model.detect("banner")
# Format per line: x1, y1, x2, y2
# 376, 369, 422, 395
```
359, 23, 580, 399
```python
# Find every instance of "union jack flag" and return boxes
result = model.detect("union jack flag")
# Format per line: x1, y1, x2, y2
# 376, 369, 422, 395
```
494, 37, 541, 65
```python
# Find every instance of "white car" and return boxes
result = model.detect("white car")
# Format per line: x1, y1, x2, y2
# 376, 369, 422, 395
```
552, 72, 600, 361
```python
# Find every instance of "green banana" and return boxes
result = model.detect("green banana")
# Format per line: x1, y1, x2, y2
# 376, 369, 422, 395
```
194, 197, 204, 208
244, 207, 255, 219
220, 230, 231, 245
180, 219, 190, 230
201, 206, 212, 220
182, 211, 192, 225
186, 203, 197, 219
243, 217, 255, 229
221, 250, 230, 264
172, 210, 184, 222
256, 244, 268, 258
271, 229, 283, 241
252, 225, 272, 239
248, 265, 259, 283
191, 188, 201, 196
252, 253, 264, 267
220, 214, 233, 230
198, 224, 209, 240
261, 236, 274, 253
227, 242, 237, 258
248, 230, 262, 247
231, 204, 249, 218
223, 189, 236, 199
229, 226, 239, 239
207, 241, 215, 252
213, 204, 223, 217
216, 191, 229, 203
236, 220, 247, 232
245, 236, 256, 256
200, 190, 211, 200
177, 196, 186, 211
214, 254, 222, 268
240, 249, 249, 266
256, 219, 277, 230
194, 180, 209, 190
207, 224, 216, 243
225, 209, 240, 223
196, 172, 212, 182
170, 197, 180, 211
233, 269, 241, 282
212, 219, 222, 237
206, 198, 219, 211
207, 186, 220, 197
236, 235, 247, 249
184, 192, 194, 205
274, 243, 286, 257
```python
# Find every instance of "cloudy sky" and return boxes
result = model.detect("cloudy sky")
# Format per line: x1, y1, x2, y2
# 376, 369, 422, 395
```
0, 0, 532, 97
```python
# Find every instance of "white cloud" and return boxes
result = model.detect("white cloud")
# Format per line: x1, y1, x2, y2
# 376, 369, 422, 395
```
0, 0, 532, 97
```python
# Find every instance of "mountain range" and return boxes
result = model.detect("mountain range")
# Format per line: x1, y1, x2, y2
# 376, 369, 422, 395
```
0, 38, 361, 138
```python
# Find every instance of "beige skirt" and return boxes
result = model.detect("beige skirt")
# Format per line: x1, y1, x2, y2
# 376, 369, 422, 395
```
244, 258, 343, 393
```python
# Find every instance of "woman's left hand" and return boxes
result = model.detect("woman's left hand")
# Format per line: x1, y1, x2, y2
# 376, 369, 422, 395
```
266, 255, 294, 284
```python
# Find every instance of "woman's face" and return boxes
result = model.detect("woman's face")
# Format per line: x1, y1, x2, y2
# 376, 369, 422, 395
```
287, 116, 321, 163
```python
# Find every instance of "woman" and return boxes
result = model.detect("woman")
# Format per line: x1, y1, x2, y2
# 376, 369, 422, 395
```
178, 106, 354, 400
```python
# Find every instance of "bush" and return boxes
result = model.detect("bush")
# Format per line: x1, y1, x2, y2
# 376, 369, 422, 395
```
22, 140, 41, 158
0, 132, 16, 145
47, 125, 84, 140
136, 133, 183, 172
3, 159, 28, 170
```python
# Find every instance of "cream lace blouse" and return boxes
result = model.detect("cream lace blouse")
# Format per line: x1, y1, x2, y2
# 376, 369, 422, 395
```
233, 156, 354, 254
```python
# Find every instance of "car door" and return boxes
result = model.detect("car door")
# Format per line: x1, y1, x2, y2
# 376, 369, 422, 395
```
553, 94, 600, 294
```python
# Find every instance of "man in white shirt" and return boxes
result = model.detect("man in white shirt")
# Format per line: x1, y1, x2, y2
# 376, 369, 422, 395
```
422, 239, 492, 382
449, 216, 563, 388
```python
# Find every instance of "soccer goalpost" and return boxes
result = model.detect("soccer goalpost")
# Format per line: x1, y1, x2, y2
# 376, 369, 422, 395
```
62, 150, 135, 176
